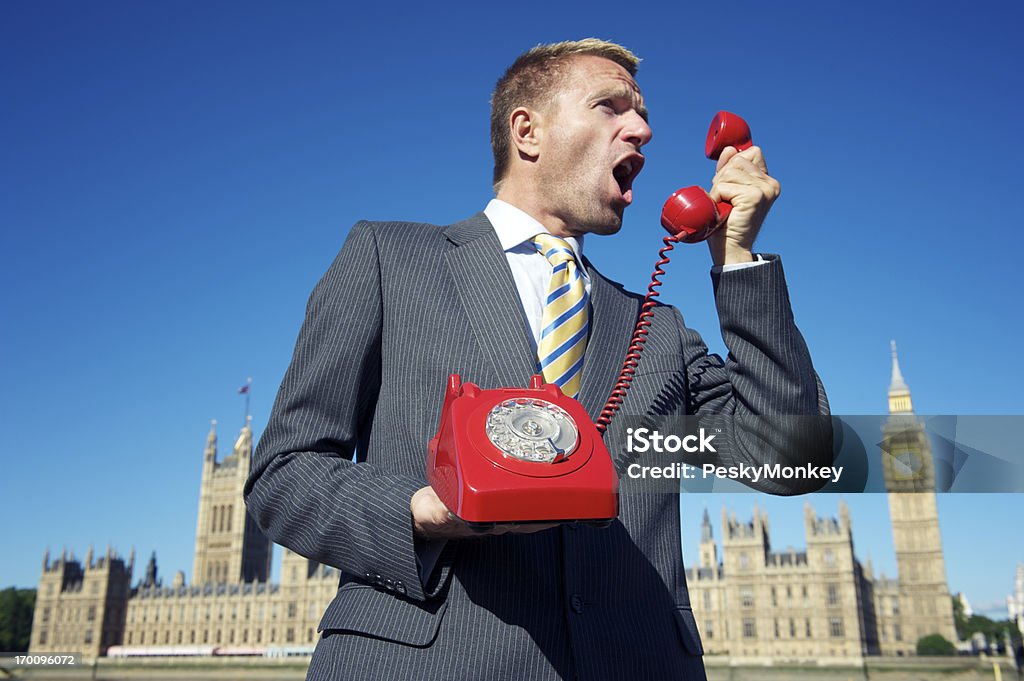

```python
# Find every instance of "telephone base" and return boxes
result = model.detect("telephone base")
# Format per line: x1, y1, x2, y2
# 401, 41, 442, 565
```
427, 374, 620, 525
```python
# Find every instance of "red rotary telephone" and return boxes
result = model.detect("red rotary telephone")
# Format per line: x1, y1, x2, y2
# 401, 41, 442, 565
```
426, 374, 618, 526
426, 112, 753, 525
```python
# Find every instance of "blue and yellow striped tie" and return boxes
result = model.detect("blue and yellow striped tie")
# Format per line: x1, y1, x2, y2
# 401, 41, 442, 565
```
532, 233, 589, 399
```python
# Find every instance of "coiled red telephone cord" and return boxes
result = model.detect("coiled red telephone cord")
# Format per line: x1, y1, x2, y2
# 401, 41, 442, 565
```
595, 233, 681, 434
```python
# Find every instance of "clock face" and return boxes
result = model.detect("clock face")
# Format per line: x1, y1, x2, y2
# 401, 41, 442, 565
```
485, 398, 579, 463
892, 450, 922, 479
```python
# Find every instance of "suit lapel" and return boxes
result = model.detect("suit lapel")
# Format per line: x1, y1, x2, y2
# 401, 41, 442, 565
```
444, 214, 538, 388
578, 262, 640, 420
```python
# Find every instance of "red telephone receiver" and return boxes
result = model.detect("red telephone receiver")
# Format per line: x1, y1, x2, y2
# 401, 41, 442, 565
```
427, 112, 753, 525
661, 111, 753, 243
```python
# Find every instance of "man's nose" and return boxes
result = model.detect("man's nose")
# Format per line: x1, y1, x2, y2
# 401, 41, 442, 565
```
624, 112, 653, 148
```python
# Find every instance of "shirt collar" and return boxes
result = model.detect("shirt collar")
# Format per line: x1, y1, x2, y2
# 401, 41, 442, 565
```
484, 199, 584, 263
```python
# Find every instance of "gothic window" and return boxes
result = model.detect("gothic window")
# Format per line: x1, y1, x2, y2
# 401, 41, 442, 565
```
740, 586, 754, 608
191, 631, 196, 643
286, 628, 295, 643
894, 624, 902, 641
127, 632, 132, 644
771, 587, 777, 607
216, 629, 221, 642
891, 597, 900, 615
84, 630, 93, 644
42, 607, 50, 622
308, 628, 314, 643
824, 549, 835, 567
827, 584, 839, 606
178, 631, 183, 644
164, 631, 170, 644
203, 630, 209, 643
789, 619, 796, 637
87, 606, 96, 622
229, 630, 235, 644
704, 591, 712, 610
830, 618, 844, 637
743, 619, 756, 639
774, 619, 780, 638
739, 553, 749, 570
805, 619, 812, 637
256, 629, 262, 643
705, 621, 714, 639
288, 603, 297, 618
227, 505, 232, 532
39, 629, 47, 645
151, 631, 157, 644
786, 586, 792, 599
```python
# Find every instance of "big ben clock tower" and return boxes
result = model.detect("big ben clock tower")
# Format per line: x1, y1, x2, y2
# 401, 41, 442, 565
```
881, 341, 957, 655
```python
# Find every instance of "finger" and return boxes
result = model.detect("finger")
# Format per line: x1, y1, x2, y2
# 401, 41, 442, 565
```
713, 162, 780, 200
712, 178, 774, 204
715, 145, 738, 173
735, 145, 768, 174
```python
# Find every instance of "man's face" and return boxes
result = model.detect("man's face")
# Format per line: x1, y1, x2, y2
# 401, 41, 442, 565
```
535, 55, 652, 237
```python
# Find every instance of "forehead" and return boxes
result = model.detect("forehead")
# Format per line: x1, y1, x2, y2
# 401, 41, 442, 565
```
562, 55, 642, 95
558, 55, 645, 112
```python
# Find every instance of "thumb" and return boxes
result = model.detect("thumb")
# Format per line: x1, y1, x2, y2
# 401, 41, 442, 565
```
715, 146, 738, 173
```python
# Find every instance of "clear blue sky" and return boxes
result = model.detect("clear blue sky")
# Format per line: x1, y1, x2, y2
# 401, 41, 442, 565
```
2, 2, 1021, 619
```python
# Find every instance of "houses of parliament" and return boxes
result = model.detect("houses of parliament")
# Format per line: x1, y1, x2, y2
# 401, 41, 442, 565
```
28, 345, 958, 660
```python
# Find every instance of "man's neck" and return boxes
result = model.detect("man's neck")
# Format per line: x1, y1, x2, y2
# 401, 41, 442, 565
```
495, 186, 574, 238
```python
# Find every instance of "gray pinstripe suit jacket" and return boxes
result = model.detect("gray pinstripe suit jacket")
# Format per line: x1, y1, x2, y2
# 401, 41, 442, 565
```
244, 213, 829, 680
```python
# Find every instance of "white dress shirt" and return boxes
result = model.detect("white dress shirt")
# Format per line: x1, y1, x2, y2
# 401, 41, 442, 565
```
484, 199, 591, 350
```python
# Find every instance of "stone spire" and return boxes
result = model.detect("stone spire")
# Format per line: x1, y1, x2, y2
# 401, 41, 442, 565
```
205, 419, 218, 463
701, 506, 713, 542
888, 340, 914, 414
233, 415, 253, 459
143, 551, 158, 587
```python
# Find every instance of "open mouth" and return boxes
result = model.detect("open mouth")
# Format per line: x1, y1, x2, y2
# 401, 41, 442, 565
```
612, 154, 644, 204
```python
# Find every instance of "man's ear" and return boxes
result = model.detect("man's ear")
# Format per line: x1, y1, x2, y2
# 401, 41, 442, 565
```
509, 106, 543, 160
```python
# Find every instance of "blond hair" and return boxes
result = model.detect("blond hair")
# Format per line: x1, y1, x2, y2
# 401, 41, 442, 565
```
490, 39, 641, 191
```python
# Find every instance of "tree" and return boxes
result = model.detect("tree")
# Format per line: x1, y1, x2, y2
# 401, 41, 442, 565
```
952, 595, 967, 640
0, 588, 36, 652
917, 633, 957, 656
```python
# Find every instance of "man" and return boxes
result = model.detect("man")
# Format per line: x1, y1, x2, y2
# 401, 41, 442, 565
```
245, 39, 829, 680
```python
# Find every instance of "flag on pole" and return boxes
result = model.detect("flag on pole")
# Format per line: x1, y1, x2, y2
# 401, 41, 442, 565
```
238, 384, 250, 394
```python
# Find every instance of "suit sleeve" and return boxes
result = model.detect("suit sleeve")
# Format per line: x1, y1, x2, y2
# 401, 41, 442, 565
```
676, 254, 833, 493
244, 221, 441, 602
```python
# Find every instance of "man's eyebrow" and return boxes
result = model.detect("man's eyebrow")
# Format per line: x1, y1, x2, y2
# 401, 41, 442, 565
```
593, 86, 648, 121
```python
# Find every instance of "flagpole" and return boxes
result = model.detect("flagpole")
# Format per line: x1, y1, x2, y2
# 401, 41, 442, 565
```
241, 377, 252, 427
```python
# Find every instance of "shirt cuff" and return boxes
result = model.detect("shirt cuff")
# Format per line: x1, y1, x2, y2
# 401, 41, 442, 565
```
712, 253, 768, 274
